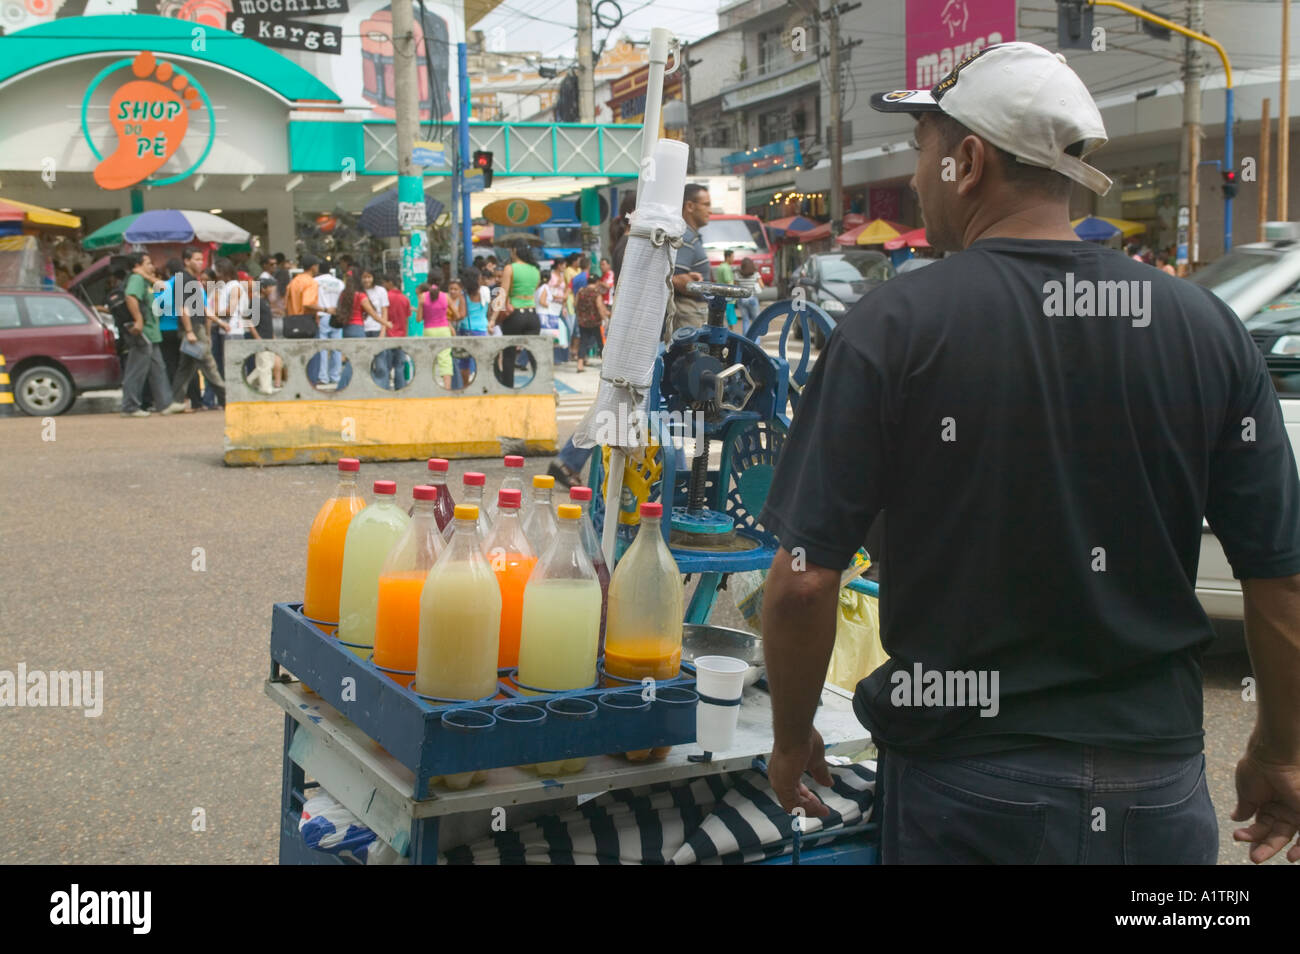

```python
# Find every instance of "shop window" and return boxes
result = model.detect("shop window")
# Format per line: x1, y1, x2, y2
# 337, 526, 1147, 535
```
757, 30, 784, 75
759, 109, 790, 145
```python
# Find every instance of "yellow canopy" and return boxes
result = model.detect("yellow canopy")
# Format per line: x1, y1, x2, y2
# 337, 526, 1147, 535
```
1072, 216, 1146, 238
855, 219, 909, 245
0, 196, 81, 229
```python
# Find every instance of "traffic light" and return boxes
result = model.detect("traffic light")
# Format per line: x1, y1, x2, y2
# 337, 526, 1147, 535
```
1222, 169, 1238, 200
473, 150, 493, 188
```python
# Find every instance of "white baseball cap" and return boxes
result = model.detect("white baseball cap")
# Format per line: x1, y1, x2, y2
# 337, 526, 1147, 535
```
871, 41, 1112, 196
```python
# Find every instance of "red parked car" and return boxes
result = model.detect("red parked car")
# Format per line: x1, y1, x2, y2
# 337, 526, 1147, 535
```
701, 214, 775, 296
0, 288, 121, 416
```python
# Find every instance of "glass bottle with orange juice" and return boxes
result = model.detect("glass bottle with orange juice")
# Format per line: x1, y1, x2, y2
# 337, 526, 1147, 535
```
482, 487, 535, 669
604, 502, 683, 762
373, 485, 444, 686
604, 502, 683, 681
304, 458, 365, 630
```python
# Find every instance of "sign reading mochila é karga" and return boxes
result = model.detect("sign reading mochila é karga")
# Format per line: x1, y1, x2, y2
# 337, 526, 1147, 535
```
226, 0, 350, 56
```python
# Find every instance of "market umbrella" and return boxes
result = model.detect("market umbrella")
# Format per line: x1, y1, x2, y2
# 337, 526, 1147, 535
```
1072, 216, 1123, 241
472, 223, 495, 245
358, 190, 446, 238
1072, 215, 1145, 238
0, 197, 80, 230
836, 218, 911, 246
883, 227, 930, 251
791, 221, 832, 243
83, 210, 249, 250
766, 215, 818, 239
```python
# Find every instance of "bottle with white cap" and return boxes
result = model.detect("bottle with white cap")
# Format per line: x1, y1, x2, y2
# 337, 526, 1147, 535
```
338, 480, 411, 656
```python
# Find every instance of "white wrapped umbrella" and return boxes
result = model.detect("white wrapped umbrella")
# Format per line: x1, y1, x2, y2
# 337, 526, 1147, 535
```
572, 136, 687, 454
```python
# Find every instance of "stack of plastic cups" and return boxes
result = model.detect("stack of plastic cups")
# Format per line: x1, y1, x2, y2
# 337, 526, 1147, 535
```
692, 656, 748, 756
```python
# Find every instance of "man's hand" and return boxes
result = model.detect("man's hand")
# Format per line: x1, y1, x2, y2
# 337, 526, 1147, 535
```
671, 272, 703, 294
130, 321, 143, 336
1232, 746, 1300, 863
185, 331, 197, 343
768, 727, 833, 818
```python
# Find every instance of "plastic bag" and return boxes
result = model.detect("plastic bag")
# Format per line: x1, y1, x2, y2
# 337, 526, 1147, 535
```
825, 587, 886, 693
299, 792, 407, 865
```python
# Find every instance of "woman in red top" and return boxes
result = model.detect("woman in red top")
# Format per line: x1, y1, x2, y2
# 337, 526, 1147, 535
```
336, 268, 379, 339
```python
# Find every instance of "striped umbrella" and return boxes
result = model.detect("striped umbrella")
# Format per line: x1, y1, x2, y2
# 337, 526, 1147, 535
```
0, 197, 80, 231
883, 227, 930, 250
1072, 215, 1146, 239
766, 215, 819, 239
836, 218, 912, 246
83, 210, 249, 250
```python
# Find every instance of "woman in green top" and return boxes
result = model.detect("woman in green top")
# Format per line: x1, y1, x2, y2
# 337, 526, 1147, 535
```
494, 243, 542, 387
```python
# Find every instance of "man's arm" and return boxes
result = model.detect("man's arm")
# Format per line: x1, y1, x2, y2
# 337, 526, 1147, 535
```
763, 549, 840, 816
1234, 574, 1300, 863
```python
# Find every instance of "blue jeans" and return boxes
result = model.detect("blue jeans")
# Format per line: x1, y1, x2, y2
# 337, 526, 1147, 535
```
558, 435, 593, 475
878, 743, 1218, 864
307, 316, 343, 386
202, 330, 224, 408
737, 296, 759, 335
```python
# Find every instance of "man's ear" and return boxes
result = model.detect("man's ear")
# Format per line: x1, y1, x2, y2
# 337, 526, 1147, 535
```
953, 135, 988, 197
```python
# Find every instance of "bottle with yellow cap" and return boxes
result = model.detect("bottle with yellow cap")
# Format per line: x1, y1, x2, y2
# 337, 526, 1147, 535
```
517, 503, 602, 693
521, 473, 559, 558
416, 503, 502, 704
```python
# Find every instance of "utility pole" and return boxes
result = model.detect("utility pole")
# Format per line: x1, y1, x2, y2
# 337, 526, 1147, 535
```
393, 0, 426, 301
1281, 0, 1291, 221
1260, 97, 1272, 240
828, 2, 844, 237
1177, 0, 1203, 267
577, 0, 596, 123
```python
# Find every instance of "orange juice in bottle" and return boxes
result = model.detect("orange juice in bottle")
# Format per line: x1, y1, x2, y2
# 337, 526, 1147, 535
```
373, 485, 445, 684
482, 487, 536, 669
304, 458, 365, 630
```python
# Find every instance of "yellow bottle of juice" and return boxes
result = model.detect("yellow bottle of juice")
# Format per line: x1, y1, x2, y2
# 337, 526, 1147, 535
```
604, 501, 683, 761
517, 503, 602, 776
416, 504, 502, 702
337, 480, 411, 658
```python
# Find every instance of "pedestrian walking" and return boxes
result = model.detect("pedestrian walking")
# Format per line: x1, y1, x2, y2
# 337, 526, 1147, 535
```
164, 249, 224, 413
418, 280, 454, 389
759, 41, 1300, 866
118, 252, 173, 417
494, 243, 541, 388
670, 184, 713, 333
734, 258, 764, 334
311, 263, 344, 389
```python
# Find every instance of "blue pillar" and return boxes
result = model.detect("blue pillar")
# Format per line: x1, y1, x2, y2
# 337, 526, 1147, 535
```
458, 42, 473, 268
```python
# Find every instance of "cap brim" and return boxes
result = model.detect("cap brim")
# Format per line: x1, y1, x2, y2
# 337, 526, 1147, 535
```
870, 89, 941, 113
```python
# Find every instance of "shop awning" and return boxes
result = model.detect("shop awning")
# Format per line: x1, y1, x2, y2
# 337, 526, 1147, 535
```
0, 197, 80, 230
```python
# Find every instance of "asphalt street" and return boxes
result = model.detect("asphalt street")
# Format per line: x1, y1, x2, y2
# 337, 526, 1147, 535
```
0, 402, 1278, 864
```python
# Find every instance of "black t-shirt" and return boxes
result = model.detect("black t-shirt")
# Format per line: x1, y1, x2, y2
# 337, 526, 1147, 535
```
760, 238, 1300, 758
274, 267, 291, 297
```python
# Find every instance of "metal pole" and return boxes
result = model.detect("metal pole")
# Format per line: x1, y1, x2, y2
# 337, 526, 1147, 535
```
459, 41, 473, 268
1260, 97, 1272, 239
450, 139, 460, 277
1225, 88, 1234, 251
1282, 0, 1291, 221
1182, 0, 1203, 266
829, 2, 844, 236
577, 0, 596, 123
393, 0, 425, 301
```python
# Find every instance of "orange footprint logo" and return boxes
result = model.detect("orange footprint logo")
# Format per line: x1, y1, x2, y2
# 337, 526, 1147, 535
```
93, 52, 201, 190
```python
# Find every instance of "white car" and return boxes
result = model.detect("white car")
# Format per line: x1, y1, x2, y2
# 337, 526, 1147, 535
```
1189, 222, 1300, 628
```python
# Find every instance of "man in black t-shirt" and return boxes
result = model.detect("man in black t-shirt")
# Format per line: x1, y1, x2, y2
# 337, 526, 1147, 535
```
759, 42, 1300, 864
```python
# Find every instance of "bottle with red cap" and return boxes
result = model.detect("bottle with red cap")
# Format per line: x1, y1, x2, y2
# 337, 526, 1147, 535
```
482, 488, 536, 669
374, 485, 445, 684
569, 486, 610, 651
304, 457, 366, 631
412, 458, 455, 531
337, 479, 411, 657
455, 472, 494, 543
491, 454, 529, 524
604, 502, 683, 682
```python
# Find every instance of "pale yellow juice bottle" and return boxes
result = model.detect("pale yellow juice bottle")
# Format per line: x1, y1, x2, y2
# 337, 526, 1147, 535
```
337, 480, 411, 658
416, 504, 502, 702
517, 504, 602, 776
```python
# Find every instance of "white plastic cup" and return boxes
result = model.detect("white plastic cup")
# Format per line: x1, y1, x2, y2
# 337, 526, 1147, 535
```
694, 655, 748, 753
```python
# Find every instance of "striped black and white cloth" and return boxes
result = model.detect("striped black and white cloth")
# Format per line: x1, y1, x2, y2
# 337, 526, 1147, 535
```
441, 760, 876, 865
